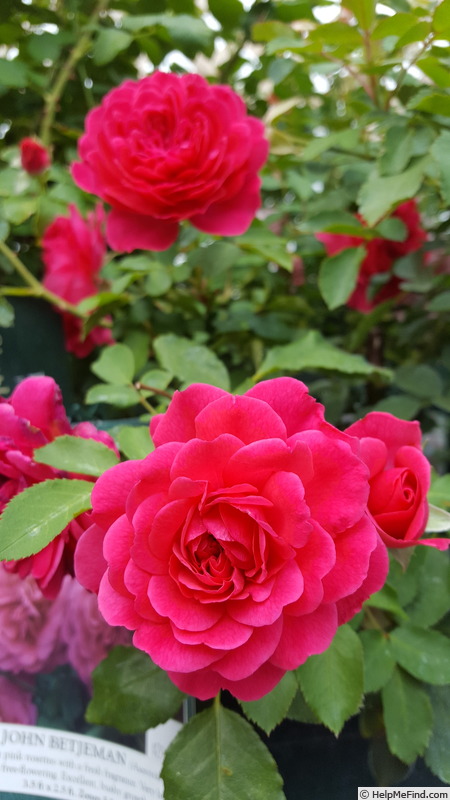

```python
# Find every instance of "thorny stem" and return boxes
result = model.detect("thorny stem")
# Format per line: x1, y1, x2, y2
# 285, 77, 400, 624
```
39, 0, 109, 146
0, 238, 84, 317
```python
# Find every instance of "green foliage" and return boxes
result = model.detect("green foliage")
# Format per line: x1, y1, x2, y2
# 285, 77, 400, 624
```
239, 672, 298, 735
87, 646, 185, 733
0, 479, 93, 560
296, 625, 364, 735
161, 701, 286, 800
34, 435, 119, 476
382, 667, 433, 764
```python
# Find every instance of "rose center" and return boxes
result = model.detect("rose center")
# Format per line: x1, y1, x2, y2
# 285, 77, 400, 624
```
194, 533, 223, 563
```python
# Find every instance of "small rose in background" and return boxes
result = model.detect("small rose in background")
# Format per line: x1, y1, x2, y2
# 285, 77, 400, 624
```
317, 200, 427, 312
346, 411, 448, 550
76, 377, 388, 701
72, 72, 268, 252
20, 137, 50, 175
0, 376, 118, 598
42, 204, 113, 358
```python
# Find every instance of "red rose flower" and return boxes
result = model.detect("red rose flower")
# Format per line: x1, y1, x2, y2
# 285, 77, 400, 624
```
0, 376, 118, 598
75, 378, 388, 701
20, 137, 50, 175
346, 412, 449, 550
71, 72, 268, 253
317, 201, 427, 312
42, 204, 113, 358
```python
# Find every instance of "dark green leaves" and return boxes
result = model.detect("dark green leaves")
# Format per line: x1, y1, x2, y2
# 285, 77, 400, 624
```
240, 672, 298, 734
382, 667, 433, 764
389, 626, 450, 685
154, 334, 230, 390
0, 479, 93, 560
296, 625, 364, 735
162, 702, 286, 800
87, 646, 185, 733
318, 246, 365, 310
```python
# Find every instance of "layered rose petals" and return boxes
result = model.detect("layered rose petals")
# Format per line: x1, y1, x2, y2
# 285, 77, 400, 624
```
75, 378, 388, 700
42, 204, 113, 357
71, 72, 268, 252
346, 411, 448, 550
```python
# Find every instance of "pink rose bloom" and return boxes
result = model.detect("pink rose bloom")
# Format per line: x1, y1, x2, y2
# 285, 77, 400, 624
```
58, 577, 131, 686
0, 570, 67, 674
71, 72, 268, 253
0, 376, 118, 598
346, 412, 449, 550
317, 201, 427, 312
20, 137, 50, 175
42, 204, 113, 358
0, 676, 37, 724
75, 378, 388, 701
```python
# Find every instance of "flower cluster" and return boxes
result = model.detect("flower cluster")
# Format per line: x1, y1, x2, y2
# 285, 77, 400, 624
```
0, 376, 117, 598
42, 204, 113, 357
317, 201, 427, 312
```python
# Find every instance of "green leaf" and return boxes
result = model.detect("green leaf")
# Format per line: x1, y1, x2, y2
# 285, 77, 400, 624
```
237, 229, 293, 272
34, 435, 119, 477
426, 504, 450, 533
255, 330, 392, 381
154, 334, 230, 390
138, 368, 173, 391
427, 290, 450, 312
358, 158, 429, 226
121, 13, 213, 53
372, 12, 419, 40
342, 0, 375, 29
409, 92, 450, 117
0, 57, 28, 88
0, 479, 93, 560
379, 126, 415, 177
363, 605, 397, 653
3, 196, 37, 225
433, 0, 450, 34
115, 425, 154, 460
93, 28, 133, 65
375, 218, 407, 242
428, 473, 450, 509
372, 394, 422, 421
161, 703, 286, 800
91, 343, 135, 385
382, 667, 433, 764
417, 56, 450, 89
390, 625, 450, 685
296, 625, 364, 735
396, 21, 431, 48
407, 547, 450, 628
395, 364, 443, 400
209, 0, 243, 29
425, 686, 450, 783
0, 296, 14, 327
360, 630, 396, 693
85, 384, 142, 408
431, 131, 450, 205
87, 646, 185, 733
286, 688, 320, 724
302, 129, 360, 160
240, 672, 298, 735
319, 246, 365, 310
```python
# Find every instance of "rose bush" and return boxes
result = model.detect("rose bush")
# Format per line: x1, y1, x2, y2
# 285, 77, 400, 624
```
20, 137, 50, 175
71, 72, 269, 252
0, 376, 118, 597
346, 412, 449, 551
317, 201, 427, 312
42, 204, 113, 357
75, 377, 388, 701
